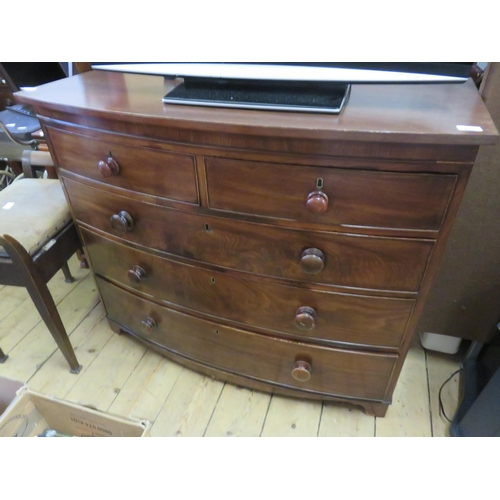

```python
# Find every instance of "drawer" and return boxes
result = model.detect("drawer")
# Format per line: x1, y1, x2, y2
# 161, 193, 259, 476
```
205, 157, 456, 231
66, 179, 434, 292
47, 127, 198, 204
98, 277, 397, 401
82, 228, 415, 348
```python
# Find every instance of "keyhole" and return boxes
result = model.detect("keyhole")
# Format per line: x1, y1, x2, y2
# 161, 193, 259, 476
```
210, 277, 216, 284
316, 177, 324, 189
204, 223, 211, 232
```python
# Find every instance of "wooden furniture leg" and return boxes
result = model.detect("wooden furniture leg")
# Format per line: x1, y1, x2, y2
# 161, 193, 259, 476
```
0, 235, 82, 374
76, 248, 89, 269
61, 261, 75, 283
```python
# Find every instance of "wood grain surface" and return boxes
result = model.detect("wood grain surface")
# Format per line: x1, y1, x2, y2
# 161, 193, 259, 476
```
65, 178, 435, 292
205, 156, 457, 231
81, 227, 415, 349
97, 277, 397, 401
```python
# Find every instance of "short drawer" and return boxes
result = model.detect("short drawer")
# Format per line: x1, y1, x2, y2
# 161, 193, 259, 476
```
82, 228, 415, 348
98, 277, 397, 401
47, 127, 198, 204
66, 179, 434, 292
205, 157, 456, 231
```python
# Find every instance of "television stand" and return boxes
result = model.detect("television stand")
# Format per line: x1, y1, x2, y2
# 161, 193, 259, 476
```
162, 78, 351, 114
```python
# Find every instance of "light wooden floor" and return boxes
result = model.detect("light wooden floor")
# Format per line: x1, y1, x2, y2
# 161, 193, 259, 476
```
0, 255, 463, 437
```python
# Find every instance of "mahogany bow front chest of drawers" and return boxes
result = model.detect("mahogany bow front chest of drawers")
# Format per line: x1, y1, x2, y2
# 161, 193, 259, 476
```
17, 72, 497, 417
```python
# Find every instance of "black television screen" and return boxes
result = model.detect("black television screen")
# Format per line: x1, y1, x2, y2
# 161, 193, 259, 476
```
92, 62, 473, 83
92, 62, 474, 114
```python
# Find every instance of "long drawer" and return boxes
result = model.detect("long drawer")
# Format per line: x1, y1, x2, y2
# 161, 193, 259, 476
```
47, 126, 199, 204
97, 277, 397, 401
82, 228, 415, 348
205, 156, 456, 231
65, 178, 434, 292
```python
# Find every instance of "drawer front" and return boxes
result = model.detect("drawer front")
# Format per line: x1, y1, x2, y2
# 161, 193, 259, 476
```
205, 157, 456, 231
82, 228, 415, 348
47, 127, 199, 204
98, 277, 397, 400
66, 179, 433, 292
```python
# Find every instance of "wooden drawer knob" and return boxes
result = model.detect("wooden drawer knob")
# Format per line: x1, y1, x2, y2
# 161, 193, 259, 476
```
300, 248, 325, 274
97, 156, 120, 177
292, 360, 312, 382
110, 211, 134, 232
306, 191, 329, 214
141, 316, 157, 334
294, 306, 316, 331
127, 265, 147, 285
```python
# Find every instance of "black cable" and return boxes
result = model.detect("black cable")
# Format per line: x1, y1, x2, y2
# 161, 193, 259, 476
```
438, 368, 463, 423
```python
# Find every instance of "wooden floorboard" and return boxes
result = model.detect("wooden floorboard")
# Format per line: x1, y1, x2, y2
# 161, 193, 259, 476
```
426, 349, 462, 437
319, 402, 375, 437
150, 369, 225, 437
108, 348, 184, 422
0, 261, 465, 437
205, 384, 271, 437
376, 338, 432, 437
261, 394, 323, 437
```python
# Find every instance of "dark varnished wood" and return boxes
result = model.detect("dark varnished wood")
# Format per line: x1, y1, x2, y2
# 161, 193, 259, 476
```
0, 234, 81, 373
17, 71, 498, 415
300, 248, 326, 275
80, 228, 415, 349
66, 178, 434, 292
205, 156, 457, 231
97, 155, 120, 177
15, 71, 498, 146
306, 190, 329, 215
292, 360, 313, 382
127, 265, 147, 285
108, 316, 390, 416
110, 210, 134, 233
294, 306, 317, 331
46, 126, 199, 204
98, 276, 397, 401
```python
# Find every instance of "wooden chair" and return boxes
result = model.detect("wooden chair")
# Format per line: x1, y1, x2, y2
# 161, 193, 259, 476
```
0, 151, 83, 373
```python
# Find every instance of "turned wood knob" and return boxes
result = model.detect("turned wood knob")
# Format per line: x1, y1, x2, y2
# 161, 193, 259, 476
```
294, 306, 316, 331
300, 248, 325, 275
306, 191, 329, 214
110, 211, 134, 232
292, 360, 312, 382
97, 156, 120, 177
141, 316, 157, 334
127, 265, 147, 285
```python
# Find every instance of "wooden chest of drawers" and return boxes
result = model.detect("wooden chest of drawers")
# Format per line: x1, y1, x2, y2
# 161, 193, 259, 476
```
17, 71, 498, 417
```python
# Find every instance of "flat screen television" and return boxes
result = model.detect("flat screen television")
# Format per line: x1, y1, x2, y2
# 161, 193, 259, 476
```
92, 62, 473, 114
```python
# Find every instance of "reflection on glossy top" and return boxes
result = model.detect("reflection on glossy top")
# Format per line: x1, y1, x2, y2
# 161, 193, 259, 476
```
15, 70, 498, 145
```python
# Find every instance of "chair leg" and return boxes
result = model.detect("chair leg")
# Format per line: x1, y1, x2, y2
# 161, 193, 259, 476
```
61, 261, 75, 283
25, 280, 82, 373
0, 347, 8, 363
0, 234, 82, 374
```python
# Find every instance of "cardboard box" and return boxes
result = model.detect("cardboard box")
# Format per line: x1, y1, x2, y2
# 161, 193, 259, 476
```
0, 379, 150, 437
0, 376, 24, 415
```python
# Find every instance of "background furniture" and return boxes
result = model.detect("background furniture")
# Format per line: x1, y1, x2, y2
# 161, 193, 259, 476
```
0, 152, 82, 372
417, 62, 500, 344
16, 71, 497, 416
450, 333, 500, 436
0, 64, 16, 111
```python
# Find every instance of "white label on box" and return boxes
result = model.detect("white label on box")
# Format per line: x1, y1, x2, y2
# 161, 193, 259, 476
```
456, 125, 483, 132
2, 202, 14, 210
